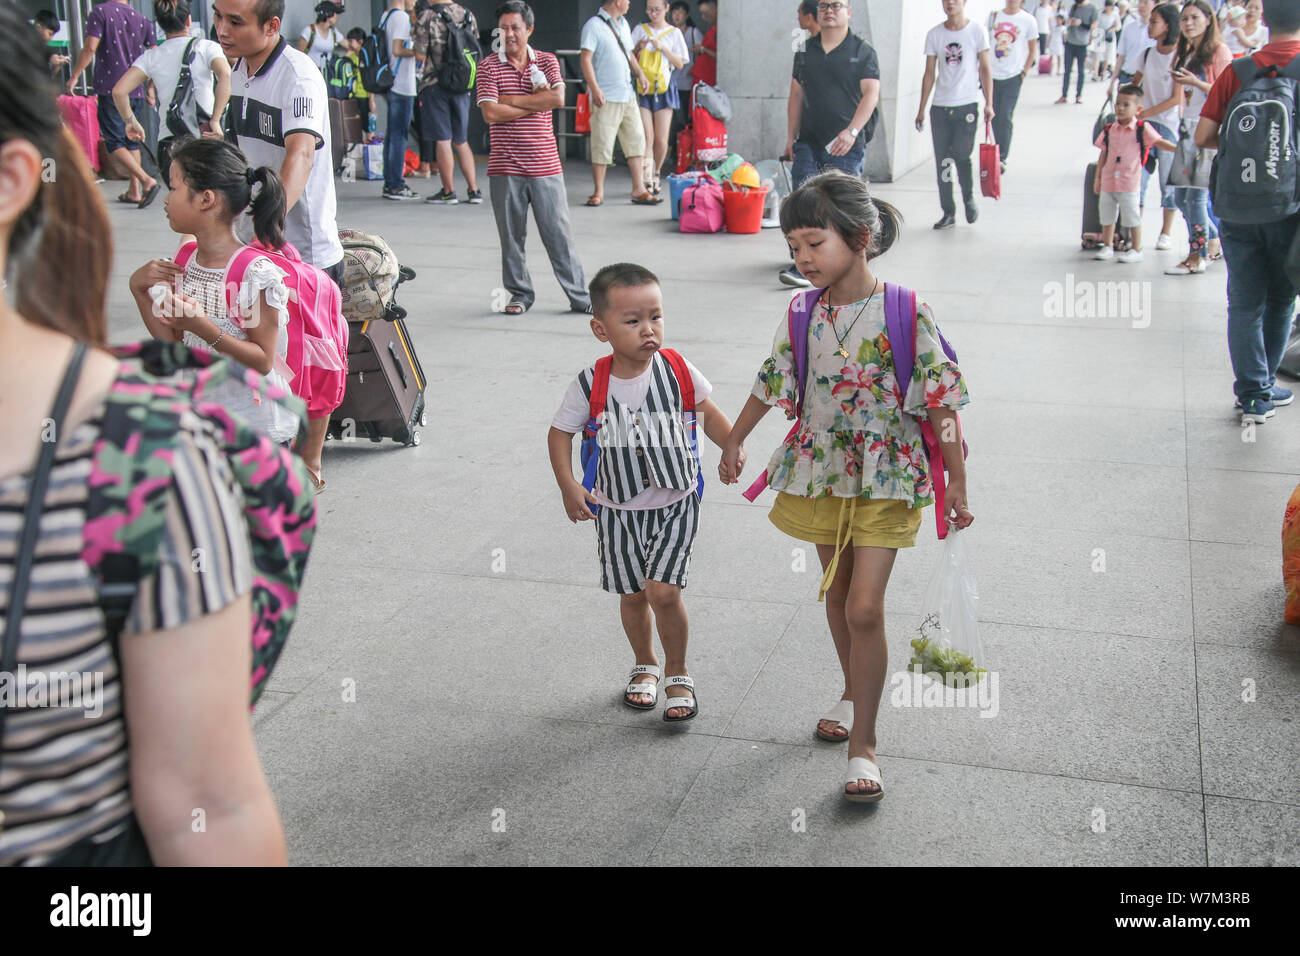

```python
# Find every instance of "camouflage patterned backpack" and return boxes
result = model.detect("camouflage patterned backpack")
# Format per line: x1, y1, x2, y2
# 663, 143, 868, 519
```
83, 341, 318, 707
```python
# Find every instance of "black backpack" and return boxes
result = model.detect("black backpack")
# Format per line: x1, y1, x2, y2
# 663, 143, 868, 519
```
436, 6, 481, 94
359, 9, 397, 95
325, 51, 358, 99
164, 39, 211, 140
1212, 53, 1300, 224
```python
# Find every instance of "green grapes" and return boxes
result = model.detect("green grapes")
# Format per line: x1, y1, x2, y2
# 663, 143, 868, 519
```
909, 635, 986, 687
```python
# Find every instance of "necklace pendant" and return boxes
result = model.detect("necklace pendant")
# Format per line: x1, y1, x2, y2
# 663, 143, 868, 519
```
836, 347, 850, 360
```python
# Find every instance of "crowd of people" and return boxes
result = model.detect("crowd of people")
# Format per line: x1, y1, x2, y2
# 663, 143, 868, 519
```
3, 0, 1300, 862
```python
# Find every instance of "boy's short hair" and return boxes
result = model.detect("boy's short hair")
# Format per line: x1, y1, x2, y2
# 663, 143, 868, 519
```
1117, 83, 1143, 99
589, 263, 660, 317
799, 0, 818, 16
34, 9, 59, 32
346, 26, 366, 42
1264, 0, 1300, 32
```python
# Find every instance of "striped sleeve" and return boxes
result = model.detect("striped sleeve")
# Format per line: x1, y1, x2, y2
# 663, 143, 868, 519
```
122, 428, 253, 637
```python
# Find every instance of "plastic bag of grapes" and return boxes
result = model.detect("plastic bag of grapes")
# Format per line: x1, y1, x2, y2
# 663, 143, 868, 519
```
908, 526, 984, 688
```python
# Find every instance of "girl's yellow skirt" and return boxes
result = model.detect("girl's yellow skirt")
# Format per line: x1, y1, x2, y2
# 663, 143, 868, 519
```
769, 492, 923, 600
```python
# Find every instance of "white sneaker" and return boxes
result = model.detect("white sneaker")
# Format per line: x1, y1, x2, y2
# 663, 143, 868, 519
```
1155, 233, 1173, 251
1093, 246, 1115, 260
1118, 249, 1144, 263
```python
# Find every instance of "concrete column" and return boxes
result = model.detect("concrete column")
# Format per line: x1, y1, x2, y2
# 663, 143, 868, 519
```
718, 0, 997, 182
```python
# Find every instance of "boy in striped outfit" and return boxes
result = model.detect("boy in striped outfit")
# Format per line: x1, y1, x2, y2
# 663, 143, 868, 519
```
547, 263, 740, 722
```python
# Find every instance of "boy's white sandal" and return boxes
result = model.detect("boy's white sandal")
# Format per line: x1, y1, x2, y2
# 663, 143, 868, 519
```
662, 675, 698, 722
815, 699, 853, 742
844, 756, 884, 803
624, 664, 661, 710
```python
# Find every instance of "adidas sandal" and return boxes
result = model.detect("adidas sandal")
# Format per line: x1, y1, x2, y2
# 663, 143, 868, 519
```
662, 675, 697, 722
624, 664, 661, 710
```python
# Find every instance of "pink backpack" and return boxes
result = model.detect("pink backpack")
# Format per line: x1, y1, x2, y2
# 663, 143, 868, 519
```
679, 178, 725, 233
175, 240, 348, 419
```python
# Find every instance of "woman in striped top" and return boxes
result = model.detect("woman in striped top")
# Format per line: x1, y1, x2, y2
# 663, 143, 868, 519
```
0, 8, 287, 866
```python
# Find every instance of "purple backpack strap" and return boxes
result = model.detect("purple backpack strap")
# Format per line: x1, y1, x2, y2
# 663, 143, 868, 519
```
883, 282, 917, 399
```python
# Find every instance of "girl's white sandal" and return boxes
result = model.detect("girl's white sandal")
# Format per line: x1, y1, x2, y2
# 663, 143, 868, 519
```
845, 756, 884, 803
624, 664, 661, 710
816, 699, 853, 742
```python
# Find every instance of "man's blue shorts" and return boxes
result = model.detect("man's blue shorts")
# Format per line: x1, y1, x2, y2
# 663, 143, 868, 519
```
419, 85, 469, 145
98, 94, 143, 153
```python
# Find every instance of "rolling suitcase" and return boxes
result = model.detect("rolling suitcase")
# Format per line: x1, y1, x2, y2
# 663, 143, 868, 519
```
328, 265, 425, 446
1038, 55, 1052, 75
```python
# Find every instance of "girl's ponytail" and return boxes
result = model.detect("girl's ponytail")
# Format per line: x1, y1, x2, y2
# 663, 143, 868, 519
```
247, 166, 287, 250
871, 198, 902, 260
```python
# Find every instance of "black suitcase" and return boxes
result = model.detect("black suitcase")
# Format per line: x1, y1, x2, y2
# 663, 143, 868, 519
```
328, 268, 427, 446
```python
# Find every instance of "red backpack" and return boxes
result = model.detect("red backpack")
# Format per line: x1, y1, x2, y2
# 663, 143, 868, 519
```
174, 240, 349, 418
579, 348, 704, 516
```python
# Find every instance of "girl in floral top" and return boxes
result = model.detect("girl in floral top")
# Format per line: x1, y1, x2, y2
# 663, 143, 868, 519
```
129, 138, 299, 447
721, 171, 974, 804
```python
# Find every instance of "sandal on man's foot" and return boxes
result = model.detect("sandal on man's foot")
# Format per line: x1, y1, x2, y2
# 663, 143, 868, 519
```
624, 664, 661, 710
631, 191, 662, 205
504, 301, 529, 315
662, 675, 697, 722
816, 699, 853, 742
117, 192, 142, 203
585, 195, 604, 207
844, 756, 884, 803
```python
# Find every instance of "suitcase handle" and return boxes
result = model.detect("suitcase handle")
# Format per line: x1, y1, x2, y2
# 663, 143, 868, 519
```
387, 341, 409, 391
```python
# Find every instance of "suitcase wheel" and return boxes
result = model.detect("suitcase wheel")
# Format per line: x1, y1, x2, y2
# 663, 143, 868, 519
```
419, 408, 428, 427
409, 429, 421, 447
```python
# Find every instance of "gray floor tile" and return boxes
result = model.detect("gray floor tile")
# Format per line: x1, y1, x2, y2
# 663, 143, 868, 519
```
1205, 796, 1300, 866
1188, 469, 1300, 546
1191, 541, 1300, 652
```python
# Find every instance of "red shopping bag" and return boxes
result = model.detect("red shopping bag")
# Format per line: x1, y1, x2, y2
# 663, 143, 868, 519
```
675, 125, 694, 174
979, 122, 1001, 200
575, 92, 591, 134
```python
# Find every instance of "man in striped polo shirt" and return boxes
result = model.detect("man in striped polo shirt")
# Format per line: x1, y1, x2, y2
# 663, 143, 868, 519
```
477, 1, 591, 315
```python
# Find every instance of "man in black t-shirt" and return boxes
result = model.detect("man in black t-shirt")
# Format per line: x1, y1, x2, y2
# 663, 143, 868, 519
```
780, 0, 880, 287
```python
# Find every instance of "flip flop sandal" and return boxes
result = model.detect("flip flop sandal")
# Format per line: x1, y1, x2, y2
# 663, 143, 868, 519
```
662, 675, 697, 722
117, 193, 142, 203
585, 196, 604, 207
504, 301, 529, 315
631, 192, 662, 205
305, 467, 326, 495
815, 699, 853, 742
624, 664, 661, 710
844, 756, 884, 803
138, 183, 160, 209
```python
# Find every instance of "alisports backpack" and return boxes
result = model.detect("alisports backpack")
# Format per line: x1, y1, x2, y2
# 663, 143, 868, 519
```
85, 341, 318, 708
1103, 120, 1158, 175
326, 50, 359, 99
359, 9, 397, 95
173, 240, 349, 419
436, 5, 482, 94
742, 285, 968, 540
580, 348, 705, 517
164, 38, 211, 140
1212, 53, 1300, 224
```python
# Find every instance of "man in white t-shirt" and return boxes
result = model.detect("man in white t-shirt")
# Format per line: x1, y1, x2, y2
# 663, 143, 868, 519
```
1111, 0, 1155, 91
381, 0, 421, 200
988, 1, 1039, 172
1035, 0, 1055, 53
214, 0, 344, 492
916, 0, 994, 229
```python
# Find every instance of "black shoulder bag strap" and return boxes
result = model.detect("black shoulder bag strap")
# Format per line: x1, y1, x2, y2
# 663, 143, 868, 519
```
601, 11, 636, 81
0, 342, 87, 773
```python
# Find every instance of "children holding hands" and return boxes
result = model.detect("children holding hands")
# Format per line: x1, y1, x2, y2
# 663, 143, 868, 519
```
548, 264, 739, 722
1092, 83, 1177, 261
720, 171, 974, 803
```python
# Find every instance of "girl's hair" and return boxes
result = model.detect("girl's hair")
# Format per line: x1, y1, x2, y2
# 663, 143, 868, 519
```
1150, 2, 1182, 45
3, 4, 111, 346
779, 171, 902, 261
669, 1, 695, 28
1175, 0, 1222, 76
154, 0, 191, 34
314, 1, 339, 23
170, 138, 287, 250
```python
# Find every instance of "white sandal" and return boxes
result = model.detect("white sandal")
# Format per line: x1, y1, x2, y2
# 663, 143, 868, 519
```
662, 675, 698, 722
816, 699, 853, 742
844, 756, 884, 803
624, 664, 661, 710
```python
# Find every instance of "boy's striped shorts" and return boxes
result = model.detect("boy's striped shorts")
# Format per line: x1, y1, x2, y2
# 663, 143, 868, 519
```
595, 493, 700, 594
